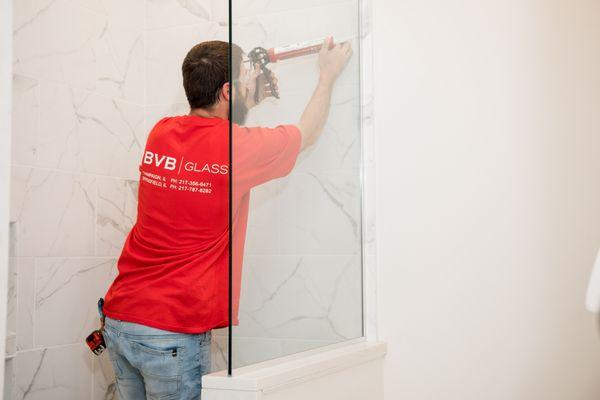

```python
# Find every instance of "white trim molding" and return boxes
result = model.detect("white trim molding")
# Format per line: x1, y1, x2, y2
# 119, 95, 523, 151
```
203, 340, 386, 400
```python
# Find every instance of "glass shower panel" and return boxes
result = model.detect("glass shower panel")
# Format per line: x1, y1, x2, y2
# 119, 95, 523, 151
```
230, 0, 364, 370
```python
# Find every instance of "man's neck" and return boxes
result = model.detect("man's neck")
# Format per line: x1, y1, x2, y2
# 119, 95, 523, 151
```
189, 106, 228, 120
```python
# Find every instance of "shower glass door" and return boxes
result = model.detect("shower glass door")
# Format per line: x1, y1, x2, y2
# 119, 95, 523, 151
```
229, 0, 364, 372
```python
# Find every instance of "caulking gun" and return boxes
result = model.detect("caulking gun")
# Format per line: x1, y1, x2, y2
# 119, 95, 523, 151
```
247, 37, 337, 102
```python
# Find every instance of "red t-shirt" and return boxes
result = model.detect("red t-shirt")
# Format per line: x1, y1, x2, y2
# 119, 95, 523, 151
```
103, 115, 301, 333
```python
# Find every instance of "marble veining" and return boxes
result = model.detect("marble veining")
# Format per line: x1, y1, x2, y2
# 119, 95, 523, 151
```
11, 75, 39, 166
36, 84, 145, 179
15, 345, 92, 400
17, 258, 35, 351
277, 171, 361, 255
7, 258, 17, 334
308, 172, 360, 237
20, 349, 47, 400
176, 0, 211, 19
35, 258, 116, 346
92, 353, 117, 400
14, 1, 145, 102
146, 0, 212, 30
4, 358, 16, 399
235, 255, 362, 341
13, 1, 105, 91
210, 334, 228, 372
79, 0, 145, 32
13, 0, 56, 36
11, 167, 97, 257
95, 23, 145, 104
96, 179, 139, 256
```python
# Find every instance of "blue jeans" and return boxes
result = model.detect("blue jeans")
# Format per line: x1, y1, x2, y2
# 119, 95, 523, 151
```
103, 317, 212, 400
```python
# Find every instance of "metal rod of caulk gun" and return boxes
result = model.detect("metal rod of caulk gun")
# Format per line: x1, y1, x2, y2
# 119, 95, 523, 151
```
266, 35, 357, 63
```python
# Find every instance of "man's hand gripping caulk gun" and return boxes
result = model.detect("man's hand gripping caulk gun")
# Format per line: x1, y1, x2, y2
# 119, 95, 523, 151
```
246, 36, 339, 104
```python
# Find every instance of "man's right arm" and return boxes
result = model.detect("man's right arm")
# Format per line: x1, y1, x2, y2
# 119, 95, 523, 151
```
297, 37, 353, 152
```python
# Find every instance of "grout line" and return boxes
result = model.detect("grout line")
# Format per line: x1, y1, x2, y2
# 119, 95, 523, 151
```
31, 257, 37, 350
11, 256, 117, 260
10, 163, 140, 182
15, 342, 88, 354
144, 19, 217, 33
78, 2, 146, 35
23, 257, 34, 352
244, 254, 361, 257
94, 180, 98, 257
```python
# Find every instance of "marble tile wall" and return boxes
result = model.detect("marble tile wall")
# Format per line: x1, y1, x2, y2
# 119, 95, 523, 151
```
8, 0, 144, 398
7, 0, 370, 396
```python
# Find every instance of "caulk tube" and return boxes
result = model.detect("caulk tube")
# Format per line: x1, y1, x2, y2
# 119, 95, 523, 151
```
267, 37, 336, 62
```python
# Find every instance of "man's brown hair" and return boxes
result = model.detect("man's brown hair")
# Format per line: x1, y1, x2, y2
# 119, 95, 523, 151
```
182, 40, 243, 109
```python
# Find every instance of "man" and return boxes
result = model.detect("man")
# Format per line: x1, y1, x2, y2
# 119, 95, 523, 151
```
101, 37, 352, 399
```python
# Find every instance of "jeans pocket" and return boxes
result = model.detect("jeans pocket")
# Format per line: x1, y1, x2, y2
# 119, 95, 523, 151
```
129, 340, 182, 399
145, 375, 180, 400
102, 328, 125, 378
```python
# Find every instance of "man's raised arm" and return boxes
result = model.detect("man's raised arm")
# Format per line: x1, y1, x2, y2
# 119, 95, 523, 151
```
298, 37, 353, 151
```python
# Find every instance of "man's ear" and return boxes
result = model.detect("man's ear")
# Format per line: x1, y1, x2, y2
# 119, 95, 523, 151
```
222, 82, 230, 102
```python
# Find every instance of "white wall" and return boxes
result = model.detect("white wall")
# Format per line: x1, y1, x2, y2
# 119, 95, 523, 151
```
374, 1, 600, 399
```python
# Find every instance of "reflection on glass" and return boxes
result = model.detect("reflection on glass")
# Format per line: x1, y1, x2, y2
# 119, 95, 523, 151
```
230, 0, 363, 370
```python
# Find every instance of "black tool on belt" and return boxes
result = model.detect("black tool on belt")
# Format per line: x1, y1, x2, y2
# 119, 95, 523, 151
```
85, 298, 106, 355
